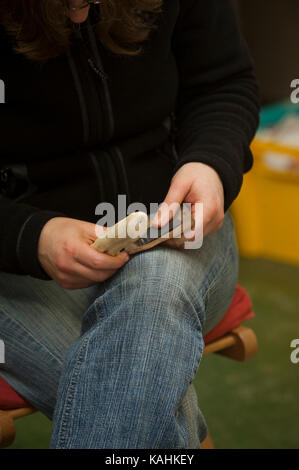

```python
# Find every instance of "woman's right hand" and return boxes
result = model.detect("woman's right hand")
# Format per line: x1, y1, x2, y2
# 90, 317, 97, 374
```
37, 217, 130, 289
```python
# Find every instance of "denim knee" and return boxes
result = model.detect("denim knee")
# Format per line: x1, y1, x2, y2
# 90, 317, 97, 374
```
78, 254, 206, 403
82, 246, 207, 336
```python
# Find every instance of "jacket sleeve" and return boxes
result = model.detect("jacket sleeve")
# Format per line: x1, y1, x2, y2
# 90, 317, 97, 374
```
0, 196, 63, 279
0, 28, 66, 279
172, 0, 260, 211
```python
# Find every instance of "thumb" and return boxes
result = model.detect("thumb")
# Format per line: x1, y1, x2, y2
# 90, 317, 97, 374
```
152, 178, 189, 227
83, 221, 106, 242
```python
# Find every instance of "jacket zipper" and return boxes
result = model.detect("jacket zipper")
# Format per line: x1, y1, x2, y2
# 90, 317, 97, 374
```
86, 21, 114, 142
67, 49, 90, 146
67, 47, 104, 198
68, 21, 131, 207
86, 21, 131, 206
74, 26, 105, 145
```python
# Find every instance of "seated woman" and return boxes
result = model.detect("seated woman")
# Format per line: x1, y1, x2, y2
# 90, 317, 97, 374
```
0, 0, 259, 448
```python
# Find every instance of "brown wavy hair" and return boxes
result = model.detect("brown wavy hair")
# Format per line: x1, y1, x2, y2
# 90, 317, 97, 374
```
0, 0, 163, 61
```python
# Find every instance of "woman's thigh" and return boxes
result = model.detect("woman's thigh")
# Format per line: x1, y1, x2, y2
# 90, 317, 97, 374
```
0, 212, 238, 418
100, 211, 238, 337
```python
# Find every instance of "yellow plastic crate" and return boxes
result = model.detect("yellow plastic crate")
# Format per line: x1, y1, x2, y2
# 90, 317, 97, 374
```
230, 138, 299, 266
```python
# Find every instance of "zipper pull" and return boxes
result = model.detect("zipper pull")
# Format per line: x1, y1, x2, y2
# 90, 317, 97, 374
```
87, 57, 108, 81
80, 45, 108, 82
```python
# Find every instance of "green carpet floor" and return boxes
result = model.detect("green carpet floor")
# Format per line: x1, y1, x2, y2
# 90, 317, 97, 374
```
8, 258, 299, 449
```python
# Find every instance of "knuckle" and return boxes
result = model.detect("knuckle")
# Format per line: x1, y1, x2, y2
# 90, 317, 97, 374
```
63, 241, 77, 259
216, 219, 224, 230
56, 257, 70, 273
169, 179, 184, 195
217, 212, 224, 226
91, 257, 103, 270
210, 205, 219, 219
205, 211, 215, 226
206, 203, 224, 225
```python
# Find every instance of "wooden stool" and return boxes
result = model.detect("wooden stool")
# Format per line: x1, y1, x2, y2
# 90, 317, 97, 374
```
201, 325, 258, 449
0, 406, 36, 448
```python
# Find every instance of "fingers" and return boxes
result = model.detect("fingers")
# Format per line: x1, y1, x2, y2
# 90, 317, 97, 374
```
54, 244, 129, 289
202, 199, 224, 237
74, 243, 130, 271
56, 265, 119, 290
163, 237, 186, 250
38, 217, 131, 290
53, 239, 130, 289
82, 221, 106, 242
152, 180, 188, 227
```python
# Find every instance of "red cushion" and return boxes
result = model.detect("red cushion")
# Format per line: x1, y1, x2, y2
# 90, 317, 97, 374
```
0, 377, 30, 410
0, 285, 254, 410
203, 285, 255, 344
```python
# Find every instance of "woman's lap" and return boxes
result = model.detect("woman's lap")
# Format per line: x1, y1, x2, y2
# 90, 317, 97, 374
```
0, 212, 238, 447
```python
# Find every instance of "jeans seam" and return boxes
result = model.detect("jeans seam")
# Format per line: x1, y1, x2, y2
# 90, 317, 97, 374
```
201, 234, 238, 331
203, 244, 234, 304
204, 215, 236, 302
182, 331, 204, 448
56, 335, 90, 448
149, 331, 204, 448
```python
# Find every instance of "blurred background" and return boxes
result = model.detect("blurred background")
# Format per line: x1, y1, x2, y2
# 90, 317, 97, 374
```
7, 0, 299, 449
197, 0, 299, 449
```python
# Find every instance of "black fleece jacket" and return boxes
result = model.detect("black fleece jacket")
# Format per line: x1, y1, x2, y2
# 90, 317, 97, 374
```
0, 0, 260, 279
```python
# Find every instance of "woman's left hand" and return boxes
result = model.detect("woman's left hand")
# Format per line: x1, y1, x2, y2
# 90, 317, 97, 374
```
153, 162, 225, 242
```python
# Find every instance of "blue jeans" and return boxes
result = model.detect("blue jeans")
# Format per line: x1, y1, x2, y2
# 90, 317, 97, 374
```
0, 212, 238, 448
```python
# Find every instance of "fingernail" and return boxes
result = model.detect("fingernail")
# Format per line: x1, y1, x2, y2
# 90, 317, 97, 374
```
184, 229, 195, 240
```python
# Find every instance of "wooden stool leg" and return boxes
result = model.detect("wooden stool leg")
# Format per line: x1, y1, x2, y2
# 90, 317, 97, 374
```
0, 411, 16, 448
201, 433, 214, 449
